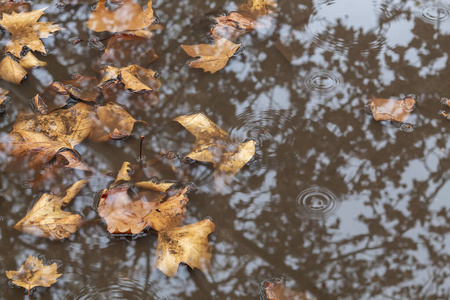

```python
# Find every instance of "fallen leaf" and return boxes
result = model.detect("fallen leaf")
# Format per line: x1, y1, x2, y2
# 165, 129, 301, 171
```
181, 38, 241, 73
0, 8, 62, 57
174, 113, 256, 177
369, 95, 416, 122
99, 79, 159, 108
240, 0, 277, 17
154, 219, 215, 277
99, 64, 161, 92
265, 278, 315, 300
6, 255, 62, 294
0, 88, 9, 105
18, 51, 47, 69
96, 33, 158, 68
14, 179, 87, 239
87, 0, 154, 33
0, 0, 31, 15
0, 55, 27, 84
210, 12, 258, 40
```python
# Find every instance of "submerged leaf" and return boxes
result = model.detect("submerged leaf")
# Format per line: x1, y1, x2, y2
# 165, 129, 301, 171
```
87, 0, 154, 33
210, 12, 258, 40
0, 0, 31, 15
0, 55, 27, 84
240, 0, 277, 17
0, 88, 9, 105
369, 95, 416, 122
0, 8, 62, 57
174, 113, 255, 178
181, 38, 241, 73
6, 255, 62, 293
14, 179, 87, 239
265, 278, 315, 300
154, 219, 215, 277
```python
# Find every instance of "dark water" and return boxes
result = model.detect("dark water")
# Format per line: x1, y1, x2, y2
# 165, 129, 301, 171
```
1, 0, 450, 299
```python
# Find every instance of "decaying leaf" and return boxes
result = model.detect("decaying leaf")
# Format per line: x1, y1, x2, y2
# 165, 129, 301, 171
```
6, 255, 62, 294
87, 0, 155, 33
99, 64, 161, 92
98, 161, 187, 234
14, 179, 87, 239
2, 102, 139, 170
0, 88, 9, 105
0, 0, 31, 15
265, 278, 315, 300
369, 95, 416, 122
96, 33, 158, 68
0, 55, 27, 84
240, 0, 277, 17
174, 113, 256, 178
154, 219, 215, 277
210, 12, 258, 40
181, 38, 241, 73
0, 8, 62, 57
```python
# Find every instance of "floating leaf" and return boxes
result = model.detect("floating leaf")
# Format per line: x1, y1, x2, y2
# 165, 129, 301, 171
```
6, 255, 62, 294
181, 38, 241, 73
174, 113, 256, 178
154, 219, 215, 277
19, 51, 47, 69
87, 0, 154, 33
369, 95, 416, 122
0, 8, 62, 57
0, 88, 9, 105
14, 180, 87, 239
99, 64, 161, 92
0, 55, 27, 84
265, 278, 315, 300
210, 12, 257, 40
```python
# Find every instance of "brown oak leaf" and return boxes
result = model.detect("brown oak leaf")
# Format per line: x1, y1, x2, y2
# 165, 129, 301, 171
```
154, 219, 215, 277
14, 179, 87, 239
0, 8, 62, 57
87, 0, 154, 33
6, 256, 62, 295
181, 38, 241, 73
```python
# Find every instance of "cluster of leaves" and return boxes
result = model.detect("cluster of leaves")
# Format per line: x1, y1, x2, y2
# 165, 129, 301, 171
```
2, 0, 260, 295
181, 0, 276, 73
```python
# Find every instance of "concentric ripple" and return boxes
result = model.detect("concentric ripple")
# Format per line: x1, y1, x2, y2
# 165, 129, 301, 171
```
304, 71, 343, 94
230, 110, 312, 168
419, 6, 449, 23
296, 187, 339, 219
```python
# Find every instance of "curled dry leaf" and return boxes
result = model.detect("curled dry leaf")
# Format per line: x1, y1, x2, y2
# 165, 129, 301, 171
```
96, 33, 158, 68
174, 113, 256, 178
87, 0, 154, 33
0, 88, 9, 105
154, 219, 215, 277
98, 161, 187, 234
1, 102, 139, 170
14, 179, 88, 239
369, 95, 416, 122
210, 12, 258, 40
240, 0, 277, 17
181, 38, 241, 73
0, 55, 27, 84
99, 64, 161, 93
265, 278, 315, 300
0, 8, 62, 57
6, 255, 62, 294
0, 0, 31, 15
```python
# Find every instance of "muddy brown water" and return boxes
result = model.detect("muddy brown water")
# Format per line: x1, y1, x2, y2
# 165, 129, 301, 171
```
2, 0, 450, 299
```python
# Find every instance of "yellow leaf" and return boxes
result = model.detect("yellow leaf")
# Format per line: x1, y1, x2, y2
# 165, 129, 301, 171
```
19, 51, 47, 69
181, 38, 241, 73
99, 64, 161, 92
0, 87, 9, 105
0, 55, 27, 84
6, 256, 62, 293
87, 0, 154, 33
14, 180, 87, 239
0, 8, 62, 57
154, 219, 215, 277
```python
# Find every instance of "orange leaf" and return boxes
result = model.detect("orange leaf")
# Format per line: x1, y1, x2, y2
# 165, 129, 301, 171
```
87, 0, 154, 33
181, 38, 241, 73
0, 0, 31, 15
369, 95, 416, 122
0, 55, 27, 84
210, 12, 257, 40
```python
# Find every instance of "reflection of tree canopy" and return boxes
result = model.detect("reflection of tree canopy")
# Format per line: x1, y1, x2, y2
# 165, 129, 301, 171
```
2, 0, 450, 299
